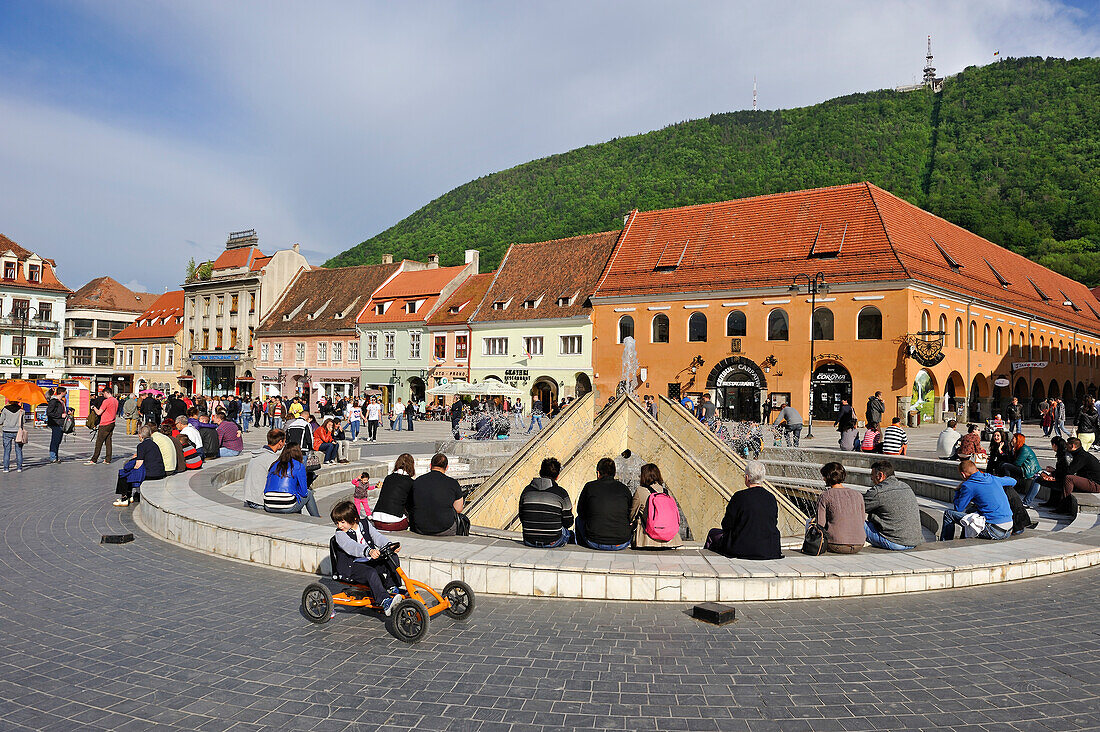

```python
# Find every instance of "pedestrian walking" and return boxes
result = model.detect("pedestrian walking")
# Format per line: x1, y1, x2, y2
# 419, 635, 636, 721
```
1, 400, 25, 472
772, 403, 803, 447
865, 391, 885, 425
527, 398, 544, 434
87, 387, 119, 465
46, 386, 67, 463
122, 393, 140, 435
1006, 397, 1023, 435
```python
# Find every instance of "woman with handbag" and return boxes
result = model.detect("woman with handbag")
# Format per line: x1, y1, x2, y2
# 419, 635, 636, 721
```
629, 463, 690, 549
2, 400, 26, 472
814, 462, 866, 554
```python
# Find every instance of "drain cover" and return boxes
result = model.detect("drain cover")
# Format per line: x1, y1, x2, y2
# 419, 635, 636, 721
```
100, 534, 135, 544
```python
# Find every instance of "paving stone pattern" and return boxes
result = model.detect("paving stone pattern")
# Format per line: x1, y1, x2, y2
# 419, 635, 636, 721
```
2, 457, 1100, 731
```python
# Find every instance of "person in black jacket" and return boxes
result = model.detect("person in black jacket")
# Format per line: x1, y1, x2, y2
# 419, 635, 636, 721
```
710, 460, 783, 560
46, 386, 67, 463
140, 394, 161, 426
519, 457, 574, 547
371, 453, 415, 531
575, 458, 631, 550
1055, 437, 1100, 512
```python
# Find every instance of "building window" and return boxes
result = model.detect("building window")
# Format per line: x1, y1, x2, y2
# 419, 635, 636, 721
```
189, 332, 195, 350
166, 347, 174, 366
524, 336, 543, 357
858, 306, 883, 340
217, 295, 224, 313
767, 309, 789, 341
375, 303, 386, 315
434, 335, 446, 360
688, 312, 707, 342
812, 307, 834, 340
261, 343, 269, 362
410, 331, 421, 359
348, 341, 358, 362
367, 333, 378, 359
456, 334, 468, 360
216, 330, 224, 349
140, 348, 148, 366
484, 337, 508, 356
248, 327, 254, 349
405, 300, 419, 314
96, 320, 126, 338
231, 294, 239, 313
726, 310, 746, 337
68, 346, 91, 365
384, 333, 395, 359
295, 342, 305, 361
126, 347, 134, 366
1008, 330, 1014, 355
27, 264, 40, 282
332, 341, 342, 362
652, 314, 670, 343
318, 341, 327, 362
968, 321, 977, 351
996, 328, 1003, 355
117, 348, 124, 365
202, 329, 210, 349
38, 302, 52, 322
3, 261, 15, 279
11, 337, 25, 356
954, 318, 962, 349
560, 335, 582, 355
96, 348, 113, 367
152, 348, 160, 367
273, 343, 283, 361
618, 315, 634, 343
37, 338, 50, 357
249, 292, 256, 313
983, 324, 991, 352
1029, 333, 1034, 359
71, 318, 94, 338
229, 327, 238, 349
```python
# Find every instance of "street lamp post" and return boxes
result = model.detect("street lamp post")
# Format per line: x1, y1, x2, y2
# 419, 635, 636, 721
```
14, 306, 41, 380
789, 272, 829, 439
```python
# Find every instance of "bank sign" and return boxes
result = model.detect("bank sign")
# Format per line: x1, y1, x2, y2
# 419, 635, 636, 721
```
0, 356, 52, 368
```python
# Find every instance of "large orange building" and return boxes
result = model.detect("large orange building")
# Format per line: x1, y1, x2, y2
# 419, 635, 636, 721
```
591, 183, 1100, 427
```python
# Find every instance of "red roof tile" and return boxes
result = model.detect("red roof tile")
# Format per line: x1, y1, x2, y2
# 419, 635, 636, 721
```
256, 263, 401, 335
0, 233, 70, 293
427, 273, 495, 326
211, 246, 264, 271
112, 290, 185, 341
594, 183, 1100, 334
472, 231, 620, 323
68, 276, 155, 312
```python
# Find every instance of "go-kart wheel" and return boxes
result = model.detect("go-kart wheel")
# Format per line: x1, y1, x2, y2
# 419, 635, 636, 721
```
385, 598, 430, 643
442, 580, 475, 620
302, 583, 333, 624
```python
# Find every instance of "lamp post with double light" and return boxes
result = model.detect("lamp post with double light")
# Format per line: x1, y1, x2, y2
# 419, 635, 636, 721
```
789, 272, 829, 439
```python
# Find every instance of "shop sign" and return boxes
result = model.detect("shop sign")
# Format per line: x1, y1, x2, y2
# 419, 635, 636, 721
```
812, 363, 851, 384
0, 356, 49, 367
814, 353, 844, 362
1012, 361, 1048, 371
192, 353, 238, 362
994, 377, 1011, 387
504, 368, 529, 385
260, 375, 281, 382
716, 365, 763, 389
907, 331, 945, 367
319, 378, 354, 384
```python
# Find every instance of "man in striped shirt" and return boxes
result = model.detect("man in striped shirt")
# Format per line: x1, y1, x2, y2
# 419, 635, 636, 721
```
518, 457, 575, 547
882, 417, 909, 456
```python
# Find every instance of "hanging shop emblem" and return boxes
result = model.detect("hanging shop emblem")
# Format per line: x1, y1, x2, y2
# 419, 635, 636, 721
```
905, 330, 946, 367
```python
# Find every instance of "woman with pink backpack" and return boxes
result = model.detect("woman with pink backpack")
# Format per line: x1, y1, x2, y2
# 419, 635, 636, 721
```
630, 463, 691, 549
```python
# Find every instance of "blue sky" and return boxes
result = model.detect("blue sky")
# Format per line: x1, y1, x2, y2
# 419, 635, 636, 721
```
0, 0, 1098, 294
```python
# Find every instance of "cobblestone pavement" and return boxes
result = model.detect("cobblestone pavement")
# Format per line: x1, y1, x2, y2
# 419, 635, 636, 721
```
2, 460, 1100, 731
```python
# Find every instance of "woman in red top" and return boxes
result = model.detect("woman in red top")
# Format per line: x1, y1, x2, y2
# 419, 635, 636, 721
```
313, 419, 339, 464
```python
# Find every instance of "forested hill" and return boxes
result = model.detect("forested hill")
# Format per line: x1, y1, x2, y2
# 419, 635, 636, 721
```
328, 57, 1100, 284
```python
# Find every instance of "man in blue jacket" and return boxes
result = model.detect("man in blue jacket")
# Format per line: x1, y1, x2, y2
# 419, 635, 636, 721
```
940, 460, 1015, 541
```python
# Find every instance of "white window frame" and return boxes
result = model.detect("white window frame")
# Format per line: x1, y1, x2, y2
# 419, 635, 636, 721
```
260, 343, 269, 362
560, 335, 582, 355
166, 347, 174, 366
116, 348, 124, 365
295, 342, 305, 362
139, 347, 148, 366
523, 336, 543, 356
483, 337, 508, 356
152, 348, 160, 367
366, 333, 378, 360
317, 341, 327, 362
455, 334, 469, 361
348, 340, 359, 362
273, 342, 283, 361
126, 347, 134, 366
410, 330, 422, 360
383, 332, 396, 360
332, 341, 342, 362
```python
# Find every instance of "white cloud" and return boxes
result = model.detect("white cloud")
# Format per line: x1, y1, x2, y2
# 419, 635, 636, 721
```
2, 1, 1099, 290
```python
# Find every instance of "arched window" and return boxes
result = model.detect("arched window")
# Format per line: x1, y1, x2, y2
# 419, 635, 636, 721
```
857, 306, 882, 340
954, 318, 962, 349
1029, 333, 1035, 359
939, 313, 948, 337
651, 313, 669, 343
983, 324, 990, 352
1040, 337, 1047, 361
921, 309, 931, 332
812, 307, 834, 340
767, 309, 789, 341
969, 321, 977, 351
617, 315, 634, 344
996, 327, 1002, 355
687, 312, 707, 342
726, 310, 746, 337
1008, 330, 1014, 355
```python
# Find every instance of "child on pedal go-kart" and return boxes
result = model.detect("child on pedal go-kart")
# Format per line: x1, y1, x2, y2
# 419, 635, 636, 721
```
330, 500, 404, 615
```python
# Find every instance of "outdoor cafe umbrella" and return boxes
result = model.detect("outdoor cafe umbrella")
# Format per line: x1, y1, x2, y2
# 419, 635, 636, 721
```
0, 379, 49, 405
139, 389, 165, 397
426, 380, 471, 396
472, 380, 523, 397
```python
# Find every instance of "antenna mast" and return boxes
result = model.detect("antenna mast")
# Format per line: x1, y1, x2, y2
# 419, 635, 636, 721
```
922, 35, 937, 86
752, 76, 757, 111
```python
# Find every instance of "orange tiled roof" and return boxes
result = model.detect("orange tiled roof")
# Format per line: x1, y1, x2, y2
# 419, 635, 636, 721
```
0, 233, 70, 293
594, 182, 1100, 334
68, 276, 155, 312
211, 246, 264, 271
250, 254, 272, 272
256, 262, 400, 335
427, 273, 495, 326
356, 265, 470, 325
112, 290, 185, 341
472, 231, 620, 323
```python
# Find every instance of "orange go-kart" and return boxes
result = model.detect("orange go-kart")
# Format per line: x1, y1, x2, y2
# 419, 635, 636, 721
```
301, 540, 475, 643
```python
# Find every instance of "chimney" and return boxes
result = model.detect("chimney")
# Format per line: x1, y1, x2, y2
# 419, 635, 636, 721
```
293, 243, 300, 254
382, 253, 393, 265
464, 249, 480, 273
426, 254, 439, 269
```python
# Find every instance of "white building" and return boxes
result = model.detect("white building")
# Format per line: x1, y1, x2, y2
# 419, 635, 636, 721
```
0, 234, 70, 381
64, 276, 155, 394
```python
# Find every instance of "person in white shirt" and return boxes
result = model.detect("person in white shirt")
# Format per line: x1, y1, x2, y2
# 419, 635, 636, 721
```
365, 397, 383, 442
936, 419, 962, 460
392, 399, 405, 431
345, 400, 363, 441
175, 416, 204, 459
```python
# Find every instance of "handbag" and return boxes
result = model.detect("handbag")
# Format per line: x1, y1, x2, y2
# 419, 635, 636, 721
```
973, 453, 989, 470
15, 427, 28, 444
801, 521, 827, 556
304, 450, 322, 471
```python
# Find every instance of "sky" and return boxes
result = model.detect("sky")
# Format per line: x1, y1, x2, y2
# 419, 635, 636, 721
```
0, 1, 1098, 295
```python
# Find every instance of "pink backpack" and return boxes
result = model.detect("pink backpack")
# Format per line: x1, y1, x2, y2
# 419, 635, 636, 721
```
644, 486, 681, 542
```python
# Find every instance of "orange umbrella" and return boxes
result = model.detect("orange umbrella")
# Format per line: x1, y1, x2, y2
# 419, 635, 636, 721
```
0, 379, 49, 406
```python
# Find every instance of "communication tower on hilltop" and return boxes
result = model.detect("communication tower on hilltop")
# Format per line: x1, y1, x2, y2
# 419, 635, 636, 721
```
752, 76, 757, 111
922, 35, 937, 86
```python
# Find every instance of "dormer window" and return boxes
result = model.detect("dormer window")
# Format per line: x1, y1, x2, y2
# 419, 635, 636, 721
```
492, 301, 507, 311
557, 297, 570, 307
523, 297, 542, 309
2, 261, 15, 280
405, 300, 420, 314
374, 301, 390, 316
449, 306, 460, 314
27, 264, 40, 282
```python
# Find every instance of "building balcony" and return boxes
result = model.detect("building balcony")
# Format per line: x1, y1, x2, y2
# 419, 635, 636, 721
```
0, 316, 60, 334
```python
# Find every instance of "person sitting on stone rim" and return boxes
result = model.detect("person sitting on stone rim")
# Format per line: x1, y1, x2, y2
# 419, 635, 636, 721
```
815, 462, 866, 554
409, 454, 467, 536
575, 458, 632, 551
862, 461, 923, 551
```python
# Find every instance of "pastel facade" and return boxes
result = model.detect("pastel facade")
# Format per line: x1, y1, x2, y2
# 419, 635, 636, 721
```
425, 273, 495, 397
0, 234, 69, 380
111, 290, 186, 395
65, 276, 155, 394
591, 183, 1100, 425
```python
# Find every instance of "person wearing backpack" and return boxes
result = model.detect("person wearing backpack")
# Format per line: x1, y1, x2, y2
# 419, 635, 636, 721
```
46, 386, 68, 464
629, 463, 689, 549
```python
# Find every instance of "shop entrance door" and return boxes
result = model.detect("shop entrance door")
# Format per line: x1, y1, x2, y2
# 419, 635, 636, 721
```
811, 363, 852, 421
717, 385, 759, 422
